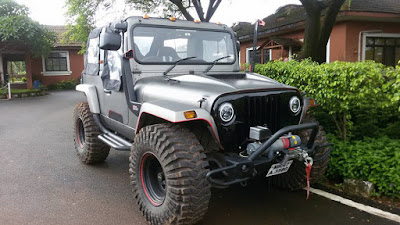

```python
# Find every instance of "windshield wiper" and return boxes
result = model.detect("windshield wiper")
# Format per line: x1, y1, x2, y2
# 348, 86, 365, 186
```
203, 56, 232, 74
164, 56, 197, 76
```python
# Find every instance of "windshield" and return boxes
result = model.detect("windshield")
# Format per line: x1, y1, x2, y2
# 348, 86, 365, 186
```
132, 26, 235, 64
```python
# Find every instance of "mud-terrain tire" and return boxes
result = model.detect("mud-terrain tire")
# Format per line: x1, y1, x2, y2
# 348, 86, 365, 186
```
269, 115, 330, 190
129, 124, 211, 225
73, 102, 110, 164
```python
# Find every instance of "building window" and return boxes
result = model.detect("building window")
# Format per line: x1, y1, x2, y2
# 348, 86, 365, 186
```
45, 52, 68, 71
263, 49, 270, 63
246, 48, 261, 64
42, 51, 71, 76
365, 37, 400, 67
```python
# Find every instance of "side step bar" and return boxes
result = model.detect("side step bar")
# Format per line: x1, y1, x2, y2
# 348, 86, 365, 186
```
93, 114, 132, 151
98, 133, 131, 151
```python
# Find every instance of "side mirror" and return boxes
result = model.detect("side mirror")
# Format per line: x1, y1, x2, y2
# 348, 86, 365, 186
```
236, 41, 240, 53
100, 31, 121, 50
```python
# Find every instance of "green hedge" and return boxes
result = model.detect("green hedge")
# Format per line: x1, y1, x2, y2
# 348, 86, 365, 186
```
254, 60, 400, 198
327, 136, 400, 198
255, 60, 400, 140
45, 78, 79, 90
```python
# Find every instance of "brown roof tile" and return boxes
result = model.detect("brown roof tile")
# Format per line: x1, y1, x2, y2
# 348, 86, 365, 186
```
44, 25, 82, 47
234, 0, 400, 40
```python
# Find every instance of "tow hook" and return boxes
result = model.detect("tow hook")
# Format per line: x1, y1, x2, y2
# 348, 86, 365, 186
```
303, 154, 314, 200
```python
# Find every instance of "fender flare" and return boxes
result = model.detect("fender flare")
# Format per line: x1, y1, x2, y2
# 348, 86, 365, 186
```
76, 84, 100, 114
136, 100, 220, 144
300, 97, 318, 123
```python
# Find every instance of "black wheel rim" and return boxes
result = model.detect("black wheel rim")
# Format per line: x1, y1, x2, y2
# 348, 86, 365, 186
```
76, 118, 85, 148
140, 153, 166, 206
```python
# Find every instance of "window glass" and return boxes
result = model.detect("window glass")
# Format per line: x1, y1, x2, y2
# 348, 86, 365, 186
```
165, 38, 188, 58
263, 49, 270, 63
365, 47, 374, 60
135, 36, 154, 56
386, 39, 395, 46
365, 37, 400, 66
107, 50, 122, 81
366, 38, 374, 45
87, 38, 99, 64
374, 47, 384, 63
45, 52, 68, 71
248, 49, 261, 64
133, 26, 235, 64
203, 38, 230, 62
375, 38, 385, 45
396, 47, 400, 64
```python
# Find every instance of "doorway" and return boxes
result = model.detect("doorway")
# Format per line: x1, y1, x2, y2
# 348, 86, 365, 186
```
2, 54, 27, 88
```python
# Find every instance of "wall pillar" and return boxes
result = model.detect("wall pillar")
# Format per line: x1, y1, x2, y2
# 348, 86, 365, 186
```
25, 52, 33, 89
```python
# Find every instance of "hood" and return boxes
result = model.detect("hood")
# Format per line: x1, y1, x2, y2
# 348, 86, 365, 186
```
134, 72, 297, 112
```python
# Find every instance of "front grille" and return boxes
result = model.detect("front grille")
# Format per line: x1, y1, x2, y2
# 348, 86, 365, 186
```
213, 90, 301, 151
245, 94, 281, 133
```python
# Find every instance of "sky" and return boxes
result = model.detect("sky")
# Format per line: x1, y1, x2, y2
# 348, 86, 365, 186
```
15, 0, 301, 27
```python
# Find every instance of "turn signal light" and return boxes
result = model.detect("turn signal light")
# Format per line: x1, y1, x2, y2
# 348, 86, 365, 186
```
309, 99, 318, 107
184, 111, 197, 119
217, 22, 222, 25
194, 19, 200, 23
169, 17, 176, 22
143, 14, 149, 19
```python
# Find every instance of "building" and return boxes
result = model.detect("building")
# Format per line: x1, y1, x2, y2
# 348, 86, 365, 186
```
234, 0, 400, 67
0, 25, 83, 89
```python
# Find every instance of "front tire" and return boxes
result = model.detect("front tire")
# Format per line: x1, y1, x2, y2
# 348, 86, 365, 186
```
73, 102, 110, 164
129, 124, 211, 225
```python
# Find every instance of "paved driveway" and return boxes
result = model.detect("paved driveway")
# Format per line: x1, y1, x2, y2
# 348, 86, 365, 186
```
0, 91, 397, 225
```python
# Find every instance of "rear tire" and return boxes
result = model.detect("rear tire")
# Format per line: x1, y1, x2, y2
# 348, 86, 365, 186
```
269, 115, 330, 190
73, 102, 110, 164
129, 124, 211, 225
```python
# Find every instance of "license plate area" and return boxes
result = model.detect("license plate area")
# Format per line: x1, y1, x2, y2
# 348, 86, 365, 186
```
266, 160, 293, 177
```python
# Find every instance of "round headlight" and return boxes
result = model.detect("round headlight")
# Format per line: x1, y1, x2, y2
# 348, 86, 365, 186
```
219, 103, 234, 122
289, 96, 301, 114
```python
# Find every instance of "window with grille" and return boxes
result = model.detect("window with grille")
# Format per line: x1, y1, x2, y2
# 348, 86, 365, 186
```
44, 52, 69, 71
365, 37, 400, 67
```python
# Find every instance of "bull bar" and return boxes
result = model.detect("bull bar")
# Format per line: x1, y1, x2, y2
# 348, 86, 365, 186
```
206, 123, 319, 187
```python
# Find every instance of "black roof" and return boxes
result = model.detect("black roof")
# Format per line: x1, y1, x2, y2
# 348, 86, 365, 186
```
348, 0, 400, 14
233, 0, 400, 39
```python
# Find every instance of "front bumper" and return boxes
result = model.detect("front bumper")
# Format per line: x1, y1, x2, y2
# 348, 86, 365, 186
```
206, 122, 319, 187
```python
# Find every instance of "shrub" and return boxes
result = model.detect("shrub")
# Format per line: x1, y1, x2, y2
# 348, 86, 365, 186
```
45, 78, 79, 90
56, 78, 79, 90
326, 136, 400, 198
255, 60, 400, 141
21, 77, 27, 82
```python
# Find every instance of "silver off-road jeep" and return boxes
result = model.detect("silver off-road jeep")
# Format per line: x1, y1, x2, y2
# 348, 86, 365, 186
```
73, 16, 330, 225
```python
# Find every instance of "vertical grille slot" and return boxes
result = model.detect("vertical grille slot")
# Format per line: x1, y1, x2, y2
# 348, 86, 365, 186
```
246, 94, 280, 133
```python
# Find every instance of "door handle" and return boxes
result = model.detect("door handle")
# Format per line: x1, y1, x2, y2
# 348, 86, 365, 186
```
104, 89, 111, 94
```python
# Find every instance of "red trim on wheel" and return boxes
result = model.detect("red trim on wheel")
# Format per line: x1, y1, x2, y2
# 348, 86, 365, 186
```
76, 120, 84, 148
140, 153, 161, 207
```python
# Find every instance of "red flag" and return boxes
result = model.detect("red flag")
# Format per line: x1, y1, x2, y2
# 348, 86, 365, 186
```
258, 20, 265, 26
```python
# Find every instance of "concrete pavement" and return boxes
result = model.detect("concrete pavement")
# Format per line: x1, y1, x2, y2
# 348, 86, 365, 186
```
0, 91, 397, 225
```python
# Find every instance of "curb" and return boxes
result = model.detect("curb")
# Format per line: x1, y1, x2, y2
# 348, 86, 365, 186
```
308, 187, 400, 223
0, 91, 47, 100
313, 182, 400, 215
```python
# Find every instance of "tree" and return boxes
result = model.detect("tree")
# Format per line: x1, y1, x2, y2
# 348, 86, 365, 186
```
64, 0, 223, 52
130, 0, 222, 22
0, 0, 56, 57
298, 0, 346, 63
